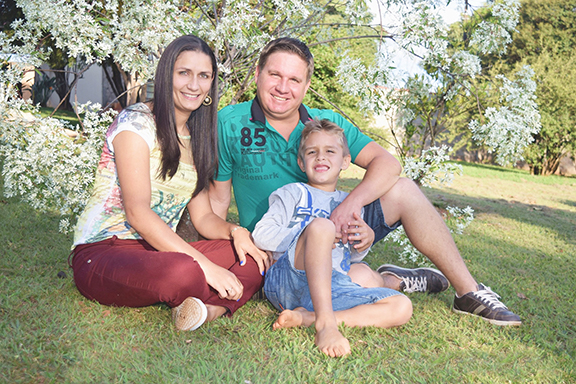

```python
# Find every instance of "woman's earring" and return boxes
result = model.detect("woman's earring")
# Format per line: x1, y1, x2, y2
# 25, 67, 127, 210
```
203, 95, 212, 106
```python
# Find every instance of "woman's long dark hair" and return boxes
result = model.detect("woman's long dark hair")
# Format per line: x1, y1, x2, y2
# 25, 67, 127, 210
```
153, 35, 219, 197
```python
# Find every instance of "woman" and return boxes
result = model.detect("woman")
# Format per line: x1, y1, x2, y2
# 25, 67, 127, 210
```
71, 35, 268, 331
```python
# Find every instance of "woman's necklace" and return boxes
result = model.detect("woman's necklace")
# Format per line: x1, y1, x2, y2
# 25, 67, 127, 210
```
178, 124, 191, 140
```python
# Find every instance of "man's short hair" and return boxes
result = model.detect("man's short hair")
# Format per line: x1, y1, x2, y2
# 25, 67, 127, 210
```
298, 118, 350, 161
258, 37, 314, 81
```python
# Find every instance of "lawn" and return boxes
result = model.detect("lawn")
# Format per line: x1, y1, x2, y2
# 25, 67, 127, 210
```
38, 107, 82, 125
1, 162, 575, 383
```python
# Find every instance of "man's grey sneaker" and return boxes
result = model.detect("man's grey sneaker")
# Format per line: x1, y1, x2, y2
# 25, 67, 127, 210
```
452, 284, 521, 326
377, 264, 450, 294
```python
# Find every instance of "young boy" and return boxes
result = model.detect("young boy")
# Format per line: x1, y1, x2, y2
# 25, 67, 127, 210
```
252, 119, 413, 357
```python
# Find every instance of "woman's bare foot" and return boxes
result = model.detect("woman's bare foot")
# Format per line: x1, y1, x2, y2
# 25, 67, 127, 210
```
273, 307, 314, 330
205, 304, 227, 321
315, 326, 350, 357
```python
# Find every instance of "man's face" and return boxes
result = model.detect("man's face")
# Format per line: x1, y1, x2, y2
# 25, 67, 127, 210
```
255, 51, 311, 123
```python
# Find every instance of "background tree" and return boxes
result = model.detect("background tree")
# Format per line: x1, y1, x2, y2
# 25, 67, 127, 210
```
41, 40, 76, 111
501, 0, 576, 175
335, 0, 540, 173
443, 0, 576, 174
1, 0, 542, 244
0, 0, 22, 34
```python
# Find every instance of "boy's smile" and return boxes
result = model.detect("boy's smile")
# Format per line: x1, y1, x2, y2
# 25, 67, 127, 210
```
298, 131, 351, 192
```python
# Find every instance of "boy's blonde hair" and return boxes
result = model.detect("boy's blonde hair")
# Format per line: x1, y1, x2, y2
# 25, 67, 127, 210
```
298, 118, 350, 162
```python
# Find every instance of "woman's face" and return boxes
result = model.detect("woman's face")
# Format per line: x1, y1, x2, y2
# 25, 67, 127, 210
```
172, 50, 214, 120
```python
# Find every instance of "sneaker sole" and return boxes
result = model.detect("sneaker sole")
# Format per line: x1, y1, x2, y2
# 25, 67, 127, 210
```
377, 264, 451, 291
452, 307, 522, 326
174, 297, 208, 331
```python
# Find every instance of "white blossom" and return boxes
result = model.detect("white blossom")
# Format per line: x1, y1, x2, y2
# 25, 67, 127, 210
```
336, 54, 392, 116
397, 2, 451, 70
271, 0, 311, 19
0, 101, 115, 233
383, 205, 474, 266
452, 50, 481, 79
403, 145, 463, 187
382, 226, 426, 266
469, 66, 541, 165
470, 0, 520, 55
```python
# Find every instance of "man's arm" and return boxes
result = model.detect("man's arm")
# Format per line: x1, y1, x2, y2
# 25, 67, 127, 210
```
330, 141, 402, 236
209, 179, 232, 220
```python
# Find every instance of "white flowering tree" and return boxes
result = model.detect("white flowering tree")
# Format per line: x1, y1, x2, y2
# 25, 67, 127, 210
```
338, 0, 540, 167
1, 0, 540, 264
340, 0, 541, 264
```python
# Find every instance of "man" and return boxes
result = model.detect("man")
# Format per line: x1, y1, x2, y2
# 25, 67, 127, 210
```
210, 37, 521, 326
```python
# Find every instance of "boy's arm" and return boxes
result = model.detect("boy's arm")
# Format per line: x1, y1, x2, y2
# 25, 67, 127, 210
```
350, 244, 371, 264
252, 186, 299, 254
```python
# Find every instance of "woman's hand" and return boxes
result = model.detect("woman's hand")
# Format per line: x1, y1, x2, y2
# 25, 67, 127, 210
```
231, 227, 270, 275
187, 191, 269, 275
200, 261, 244, 301
344, 212, 374, 253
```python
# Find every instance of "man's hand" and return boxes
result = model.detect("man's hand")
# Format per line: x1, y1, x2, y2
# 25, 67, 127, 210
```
329, 196, 364, 244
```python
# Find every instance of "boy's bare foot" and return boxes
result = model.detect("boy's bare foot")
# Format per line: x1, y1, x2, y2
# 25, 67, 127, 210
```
273, 309, 351, 357
315, 326, 351, 357
273, 307, 314, 330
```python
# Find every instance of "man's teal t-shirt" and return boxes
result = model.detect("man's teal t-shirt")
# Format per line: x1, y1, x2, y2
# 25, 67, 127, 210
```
216, 97, 373, 231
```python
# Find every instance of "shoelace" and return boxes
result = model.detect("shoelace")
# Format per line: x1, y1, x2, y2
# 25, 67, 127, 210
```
473, 286, 508, 310
402, 276, 427, 293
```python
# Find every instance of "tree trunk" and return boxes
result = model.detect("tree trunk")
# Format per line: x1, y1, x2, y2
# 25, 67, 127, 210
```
175, 208, 204, 242
122, 70, 145, 106
102, 59, 127, 109
52, 67, 73, 111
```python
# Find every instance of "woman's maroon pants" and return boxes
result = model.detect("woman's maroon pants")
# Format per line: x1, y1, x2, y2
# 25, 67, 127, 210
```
71, 236, 264, 315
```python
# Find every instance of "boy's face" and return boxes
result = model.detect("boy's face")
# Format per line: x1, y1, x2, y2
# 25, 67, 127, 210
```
297, 131, 351, 192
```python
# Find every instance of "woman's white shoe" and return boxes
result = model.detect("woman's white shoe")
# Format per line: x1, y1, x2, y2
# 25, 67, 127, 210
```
172, 297, 208, 331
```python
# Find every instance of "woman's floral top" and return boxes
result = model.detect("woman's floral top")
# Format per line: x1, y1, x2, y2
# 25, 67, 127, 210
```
73, 103, 197, 246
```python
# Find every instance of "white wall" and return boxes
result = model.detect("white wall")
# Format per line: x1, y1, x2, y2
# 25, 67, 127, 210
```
72, 64, 103, 106
46, 64, 103, 109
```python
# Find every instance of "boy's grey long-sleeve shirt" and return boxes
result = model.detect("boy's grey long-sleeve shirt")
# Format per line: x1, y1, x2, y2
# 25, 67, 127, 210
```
252, 182, 370, 275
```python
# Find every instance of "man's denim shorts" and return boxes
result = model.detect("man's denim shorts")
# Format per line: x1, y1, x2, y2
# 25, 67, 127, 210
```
364, 198, 402, 244
264, 253, 403, 312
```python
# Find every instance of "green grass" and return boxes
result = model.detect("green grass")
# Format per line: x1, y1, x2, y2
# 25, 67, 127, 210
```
38, 107, 81, 125
1, 162, 575, 383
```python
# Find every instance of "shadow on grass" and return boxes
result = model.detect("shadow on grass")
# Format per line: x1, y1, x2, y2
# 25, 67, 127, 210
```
456, 161, 576, 181
560, 199, 576, 208
421, 187, 576, 248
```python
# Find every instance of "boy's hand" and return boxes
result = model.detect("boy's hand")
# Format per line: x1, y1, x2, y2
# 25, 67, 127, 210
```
333, 232, 342, 249
344, 212, 374, 252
